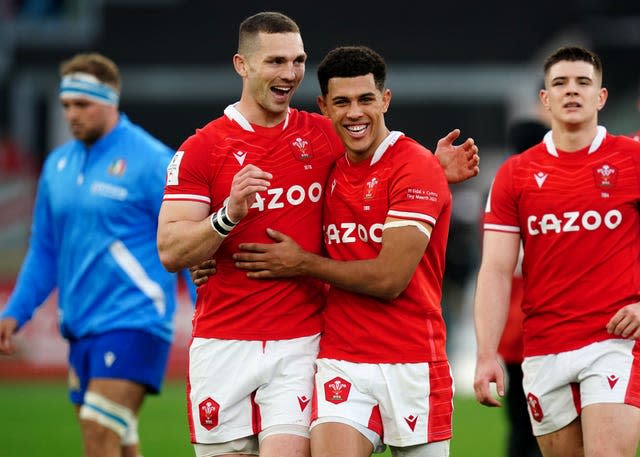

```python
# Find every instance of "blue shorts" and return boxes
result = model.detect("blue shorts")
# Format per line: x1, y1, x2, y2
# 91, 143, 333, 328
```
67, 329, 170, 405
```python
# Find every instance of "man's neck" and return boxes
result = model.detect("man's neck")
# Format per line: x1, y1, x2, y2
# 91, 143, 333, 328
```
234, 100, 288, 128
551, 122, 599, 152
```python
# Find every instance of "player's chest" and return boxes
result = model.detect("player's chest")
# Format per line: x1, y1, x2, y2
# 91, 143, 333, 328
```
214, 130, 335, 177
517, 156, 640, 210
516, 157, 640, 236
49, 151, 137, 216
325, 164, 393, 223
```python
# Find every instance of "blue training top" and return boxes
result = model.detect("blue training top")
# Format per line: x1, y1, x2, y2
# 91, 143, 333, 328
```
1, 114, 191, 342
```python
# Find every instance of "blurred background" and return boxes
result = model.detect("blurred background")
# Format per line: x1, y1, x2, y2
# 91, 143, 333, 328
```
1, 0, 640, 390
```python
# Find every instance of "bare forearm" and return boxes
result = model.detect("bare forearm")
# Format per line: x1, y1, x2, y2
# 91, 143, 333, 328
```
474, 267, 512, 358
300, 253, 407, 300
157, 218, 224, 272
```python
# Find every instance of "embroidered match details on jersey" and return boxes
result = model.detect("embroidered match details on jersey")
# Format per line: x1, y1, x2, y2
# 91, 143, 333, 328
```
484, 127, 640, 357
406, 187, 440, 202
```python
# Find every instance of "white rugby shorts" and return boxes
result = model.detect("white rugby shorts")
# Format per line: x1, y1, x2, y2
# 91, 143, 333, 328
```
522, 338, 640, 436
187, 334, 319, 444
311, 358, 453, 448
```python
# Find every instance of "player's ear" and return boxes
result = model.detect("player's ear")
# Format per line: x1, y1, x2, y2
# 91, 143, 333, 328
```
233, 54, 248, 78
317, 95, 329, 117
539, 89, 550, 111
596, 87, 608, 111
382, 88, 392, 114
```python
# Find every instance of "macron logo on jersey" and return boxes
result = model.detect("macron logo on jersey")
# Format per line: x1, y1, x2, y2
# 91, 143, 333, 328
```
534, 172, 548, 188
233, 151, 247, 166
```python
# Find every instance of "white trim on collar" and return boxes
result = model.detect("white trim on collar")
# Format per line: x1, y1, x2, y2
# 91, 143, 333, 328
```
370, 131, 404, 166
543, 125, 607, 157
223, 103, 290, 132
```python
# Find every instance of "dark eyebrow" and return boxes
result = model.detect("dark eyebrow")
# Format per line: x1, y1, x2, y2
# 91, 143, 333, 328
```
331, 96, 349, 103
331, 91, 377, 103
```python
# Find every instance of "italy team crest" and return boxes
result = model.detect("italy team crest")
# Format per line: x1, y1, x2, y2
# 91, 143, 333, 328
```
107, 159, 127, 176
593, 163, 617, 189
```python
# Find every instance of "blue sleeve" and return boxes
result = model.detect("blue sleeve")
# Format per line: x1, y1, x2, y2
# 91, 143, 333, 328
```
148, 147, 171, 217
0, 173, 58, 328
146, 142, 197, 305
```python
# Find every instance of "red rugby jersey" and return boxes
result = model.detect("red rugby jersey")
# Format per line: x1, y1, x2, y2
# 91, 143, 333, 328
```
164, 105, 343, 340
318, 132, 452, 363
485, 127, 640, 356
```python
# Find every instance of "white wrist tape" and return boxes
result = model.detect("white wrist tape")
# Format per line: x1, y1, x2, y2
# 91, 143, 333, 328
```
210, 206, 238, 238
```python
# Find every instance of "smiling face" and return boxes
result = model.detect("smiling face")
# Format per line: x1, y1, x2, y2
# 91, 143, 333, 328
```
540, 59, 608, 130
317, 73, 391, 162
234, 32, 306, 126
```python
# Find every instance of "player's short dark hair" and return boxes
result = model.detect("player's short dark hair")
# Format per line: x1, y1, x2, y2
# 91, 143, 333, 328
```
238, 11, 300, 54
543, 46, 603, 79
59, 52, 121, 92
317, 45, 386, 96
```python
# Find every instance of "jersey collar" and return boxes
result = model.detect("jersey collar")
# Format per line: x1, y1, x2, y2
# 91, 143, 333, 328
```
369, 131, 404, 166
543, 125, 607, 157
224, 103, 290, 132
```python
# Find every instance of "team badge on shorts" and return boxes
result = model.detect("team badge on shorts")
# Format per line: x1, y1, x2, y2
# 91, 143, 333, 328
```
199, 397, 220, 430
593, 163, 617, 189
324, 377, 351, 404
527, 392, 544, 422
